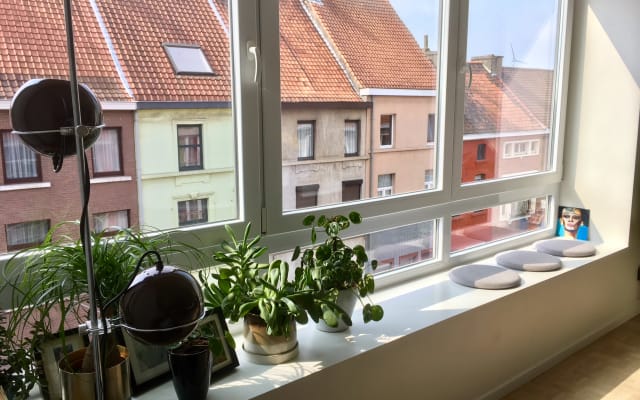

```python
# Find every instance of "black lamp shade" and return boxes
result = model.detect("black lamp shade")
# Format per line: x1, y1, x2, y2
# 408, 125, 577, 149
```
119, 265, 204, 346
10, 78, 103, 158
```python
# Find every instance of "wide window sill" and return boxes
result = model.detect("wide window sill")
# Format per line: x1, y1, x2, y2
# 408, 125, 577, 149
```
129, 240, 626, 400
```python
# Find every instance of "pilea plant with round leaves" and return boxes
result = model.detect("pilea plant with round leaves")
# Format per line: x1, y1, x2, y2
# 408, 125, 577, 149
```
292, 211, 384, 327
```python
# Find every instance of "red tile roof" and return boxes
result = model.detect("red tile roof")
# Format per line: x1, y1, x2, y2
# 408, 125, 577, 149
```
305, 0, 436, 90
280, 0, 362, 103
464, 62, 546, 134
93, 0, 231, 102
502, 67, 554, 128
0, 0, 130, 102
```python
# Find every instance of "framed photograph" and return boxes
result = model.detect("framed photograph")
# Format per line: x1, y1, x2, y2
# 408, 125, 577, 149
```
34, 328, 87, 400
117, 327, 171, 394
556, 206, 590, 240
198, 307, 239, 380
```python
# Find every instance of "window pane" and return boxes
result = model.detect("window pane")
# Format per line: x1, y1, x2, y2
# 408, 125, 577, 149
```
6, 220, 50, 251
297, 121, 314, 160
344, 120, 359, 156
451, 196, 549, 252
92, 128, 122, 175
163, 44, 214, 75
462, 0, 559, 184
178, 199, 208, 226
280, 0, 439, 211
2, 131, 40, 182
274, 219, 435, 276
178, 125, 203, 171
93, 210, 129, 233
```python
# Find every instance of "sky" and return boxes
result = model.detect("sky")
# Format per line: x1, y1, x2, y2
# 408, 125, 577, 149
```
388, 0, 559, 70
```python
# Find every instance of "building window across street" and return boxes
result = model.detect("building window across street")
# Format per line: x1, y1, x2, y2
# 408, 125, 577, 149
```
178, 199, 208, 226
297, 121, 315, 160
92, 127, 123, 176
93, 210, 130, 233
177, 125, 203, 171
1, 131, 41, 184
6, 220, 50, 251
296, 184, 320, 209
377, 174, 394, 197
344, 120, 360, 156
380, 114, 394, 147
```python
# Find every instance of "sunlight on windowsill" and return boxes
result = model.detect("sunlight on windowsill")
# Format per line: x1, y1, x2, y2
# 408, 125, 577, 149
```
131, 240, 627, 400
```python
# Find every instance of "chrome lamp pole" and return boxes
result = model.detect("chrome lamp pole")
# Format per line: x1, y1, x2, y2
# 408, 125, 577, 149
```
62, 0, 104, 399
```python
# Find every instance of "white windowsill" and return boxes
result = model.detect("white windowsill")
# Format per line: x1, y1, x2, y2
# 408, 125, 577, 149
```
125, 240, 625, 400
90, 176, 133, 184
0, 182, 51, 191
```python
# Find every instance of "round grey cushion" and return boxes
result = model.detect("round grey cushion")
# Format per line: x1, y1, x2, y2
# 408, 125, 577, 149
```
496, 250, 562, 272
449, 264, 521, 290
535, 239, 596, 257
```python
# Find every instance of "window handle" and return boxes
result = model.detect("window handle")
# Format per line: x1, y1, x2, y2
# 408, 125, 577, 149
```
248, 42, 260, 83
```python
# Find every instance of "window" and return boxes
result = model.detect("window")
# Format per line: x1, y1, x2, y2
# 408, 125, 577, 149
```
344, 120, 360, 156
476, 143, 486, 161
163, 44, 214, 75
92, 128, 123, 176
178, 199, 208, 226
177, 125, 203, 171
297, 121, 315, 160
425, 169, 434, 190
342, 180, 362, 202
461, 0, 560, 184
1, 131, 41, 184
296, 184, 319, 209
0, 0, 572, 284
93, 210, 129, 233
6, 220, 49, 251
427, 113, 435, 144
377, 174, 394, 197
380, 115, 394, 147
503, 140, 541, 158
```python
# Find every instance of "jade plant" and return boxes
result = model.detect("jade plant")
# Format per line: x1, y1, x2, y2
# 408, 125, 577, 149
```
292, 211, 384, 327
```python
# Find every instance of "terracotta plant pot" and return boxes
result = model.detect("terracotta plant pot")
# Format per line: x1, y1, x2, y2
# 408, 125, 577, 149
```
58, 345, 130, 400
242, 314, 298, 364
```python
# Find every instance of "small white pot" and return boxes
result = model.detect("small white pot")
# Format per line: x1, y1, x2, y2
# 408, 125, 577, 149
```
316, 289, 358, 333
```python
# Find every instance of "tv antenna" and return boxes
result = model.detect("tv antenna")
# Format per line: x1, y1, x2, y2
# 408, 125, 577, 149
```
510, 43, 525, 65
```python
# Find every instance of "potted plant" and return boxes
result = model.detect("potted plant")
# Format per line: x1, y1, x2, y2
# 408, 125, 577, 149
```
293, 211, 384, 332
0, 311, 38, 400
2, 222, 202, 399
201, 223, 332, 364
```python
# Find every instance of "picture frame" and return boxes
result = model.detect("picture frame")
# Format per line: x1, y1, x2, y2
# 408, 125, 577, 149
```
34, 328, 87, 400
556, 205, 590, 240
198, 307, 239, 380
116, 327, 171, 394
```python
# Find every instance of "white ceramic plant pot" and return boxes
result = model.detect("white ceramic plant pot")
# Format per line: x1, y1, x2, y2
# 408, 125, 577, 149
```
242, 314, 298, 364
316, 289, 358, 333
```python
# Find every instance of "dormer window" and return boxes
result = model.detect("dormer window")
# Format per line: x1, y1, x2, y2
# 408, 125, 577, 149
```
163, 43, 214, 75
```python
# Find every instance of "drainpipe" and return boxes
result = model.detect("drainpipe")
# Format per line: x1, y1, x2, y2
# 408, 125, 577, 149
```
368, 97, 375, 198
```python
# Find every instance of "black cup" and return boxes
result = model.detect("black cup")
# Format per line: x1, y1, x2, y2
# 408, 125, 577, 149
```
168, 344, 211, 400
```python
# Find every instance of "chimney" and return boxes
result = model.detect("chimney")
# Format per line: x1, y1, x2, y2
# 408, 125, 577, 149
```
471, 54, 503, 78
423, 34, 438, 67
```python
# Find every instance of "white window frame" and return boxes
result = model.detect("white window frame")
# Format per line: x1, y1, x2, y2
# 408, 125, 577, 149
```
379, 114, 394, 148
0, 1, 570, 289
503, 139, 541, 159
377, 174, 394, 197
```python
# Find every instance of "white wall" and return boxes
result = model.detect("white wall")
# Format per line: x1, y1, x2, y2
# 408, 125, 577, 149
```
252, 1, 640, 398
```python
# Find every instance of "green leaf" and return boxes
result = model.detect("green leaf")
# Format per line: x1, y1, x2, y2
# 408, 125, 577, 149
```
302, 215, 315, 226
348, 211, 362, 224
291, 246, 301, 261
